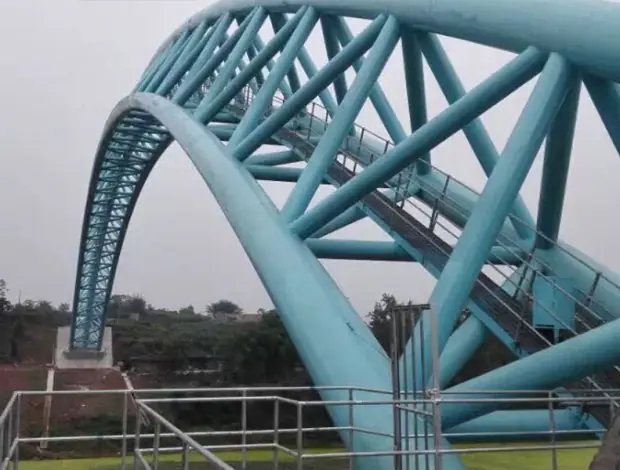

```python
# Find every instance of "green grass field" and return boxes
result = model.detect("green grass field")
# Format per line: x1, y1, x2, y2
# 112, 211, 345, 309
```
17, 443, 599, 470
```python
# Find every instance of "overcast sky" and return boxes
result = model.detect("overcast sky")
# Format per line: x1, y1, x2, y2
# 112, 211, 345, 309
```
0, 0, 618, 316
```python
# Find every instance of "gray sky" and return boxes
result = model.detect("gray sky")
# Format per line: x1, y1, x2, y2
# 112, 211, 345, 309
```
0, 0, 618, 316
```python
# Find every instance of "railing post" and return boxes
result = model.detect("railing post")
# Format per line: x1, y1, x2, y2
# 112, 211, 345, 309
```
6, 400, 12, 468
152, 422, 161, 470
585, 272, 602, 307
348, 388, 354, 470
548, 391, 558, 470
357, 127, 365, 155
296, 402, 303, 470
241, 389, 248, 470
0, 416, 4, 466
430, 388, 442, 470
307, 103, 315, 140
273, 398, 280, 470
324, 106, 329, 131
430, 176, 450, 232
13, 394, 20, 470
181, 442, 190, 470
121, 392, 128, 470
132, 403, 142, 470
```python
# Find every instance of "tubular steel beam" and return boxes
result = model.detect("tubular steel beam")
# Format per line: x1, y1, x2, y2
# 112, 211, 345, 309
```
232, 15, 386, 161
107, 92, 464, 470
291, 48, 546, 239
282, 15, 398, 221
418, 32, 535, 238
160, 0, 620, 82
415, 54, 573, 384
584, 76, 620, 156
443, 313, 620, 428
535, 79, 580, 249
401, 29, 431, 175
229, 7, 317, 147
332, 15, 407, 144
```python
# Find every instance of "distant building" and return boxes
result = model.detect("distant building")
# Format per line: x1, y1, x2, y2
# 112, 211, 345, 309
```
236, 313, 261, 324
211, 311, 261, 324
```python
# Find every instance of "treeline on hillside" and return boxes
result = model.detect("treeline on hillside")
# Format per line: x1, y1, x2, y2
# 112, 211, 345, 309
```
0, 278, 515, 388
0, 279, 518, 454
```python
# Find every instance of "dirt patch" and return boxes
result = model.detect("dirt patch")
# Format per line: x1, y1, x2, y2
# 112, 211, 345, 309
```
51, 368, 127, 422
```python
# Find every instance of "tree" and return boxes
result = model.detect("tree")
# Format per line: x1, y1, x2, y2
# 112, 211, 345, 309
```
36, 300, 54, 313
58, 303, 70, 313
0, 279, 11, 314
206, 300, 242, 318
219, 310, 304, 384
128, 296, 147, 315
179, 305, 196, 316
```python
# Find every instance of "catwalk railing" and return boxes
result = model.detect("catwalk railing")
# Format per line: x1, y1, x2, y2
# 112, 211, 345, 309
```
193, 82, 620, 411
0, 386, 613, 470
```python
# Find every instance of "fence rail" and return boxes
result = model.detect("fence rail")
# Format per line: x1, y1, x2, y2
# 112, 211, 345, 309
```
0, 386, 614, 470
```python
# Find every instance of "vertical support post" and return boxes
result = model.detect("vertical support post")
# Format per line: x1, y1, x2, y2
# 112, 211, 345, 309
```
296, 403, 303, 470
536, 79, 581, 249
0, 413, 4, 466
13, 394, 20, 470
548, 391, 558, 470
241, 389, 248, 470
430, 307, 442, 470
6, 400, 12, 467
348, 388, 355, 470
152, 422, 161, 470
321, 16, 348, 104
282, 15, 398, 221
273, 399, 280, 470
133, 403, 142, 470
121, 392, 129, 470
401, 30, 430, 175
412, 54, 573, 383
418, 32, 536, 239
390, 308, 402, 470
181, 443, 190, 470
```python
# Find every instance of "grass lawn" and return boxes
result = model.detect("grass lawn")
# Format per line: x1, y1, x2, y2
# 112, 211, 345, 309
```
17, 443, 598, 469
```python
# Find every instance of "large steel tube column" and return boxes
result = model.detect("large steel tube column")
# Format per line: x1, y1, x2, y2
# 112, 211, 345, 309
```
105, 93, 463, 470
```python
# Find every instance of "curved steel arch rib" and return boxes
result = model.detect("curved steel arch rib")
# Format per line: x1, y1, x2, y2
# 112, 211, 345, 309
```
82, 92, 464, 470
155, 0, 620, 82
71, 2, 620, 466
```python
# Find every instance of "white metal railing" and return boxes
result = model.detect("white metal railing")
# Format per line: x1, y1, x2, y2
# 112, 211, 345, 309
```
0, 393, 20, 470
0, 385, 615, 470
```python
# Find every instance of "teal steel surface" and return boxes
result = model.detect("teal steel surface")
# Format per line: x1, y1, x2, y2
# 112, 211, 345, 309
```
69, 1, 620, 468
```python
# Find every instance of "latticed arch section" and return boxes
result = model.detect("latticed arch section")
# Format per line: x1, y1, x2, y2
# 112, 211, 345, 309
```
71, 1, 620, 468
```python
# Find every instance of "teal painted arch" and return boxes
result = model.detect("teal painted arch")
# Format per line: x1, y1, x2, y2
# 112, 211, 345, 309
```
71, 3, 620, 466
153, 0, 620, 82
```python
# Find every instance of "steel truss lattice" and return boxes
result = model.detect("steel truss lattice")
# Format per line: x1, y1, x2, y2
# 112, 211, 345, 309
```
70, 1, 620, 468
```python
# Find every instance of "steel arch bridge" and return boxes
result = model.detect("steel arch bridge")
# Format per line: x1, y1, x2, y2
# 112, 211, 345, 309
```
69, 0, 620, 468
